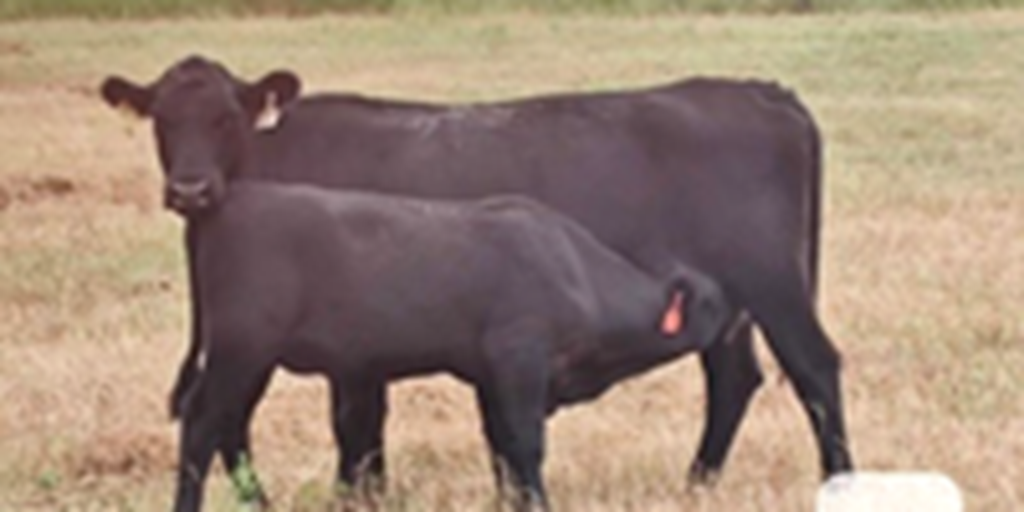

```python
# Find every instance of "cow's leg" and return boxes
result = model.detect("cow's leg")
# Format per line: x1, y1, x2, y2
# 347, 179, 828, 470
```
688, 319, 764, 486
639, 251, 766, 485
330, 378, 388, 497
744, 277, 853, 478
478, 325, 550, 511
218, 367, 274, 507
173, 353, 273, 512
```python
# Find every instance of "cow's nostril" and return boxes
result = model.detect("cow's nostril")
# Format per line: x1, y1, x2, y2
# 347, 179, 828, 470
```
165, 179, 216, 215
170, 180, 211, 198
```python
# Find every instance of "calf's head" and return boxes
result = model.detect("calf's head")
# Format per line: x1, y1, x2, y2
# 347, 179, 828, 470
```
101, 55, 300, 217
551, 268, 731, 410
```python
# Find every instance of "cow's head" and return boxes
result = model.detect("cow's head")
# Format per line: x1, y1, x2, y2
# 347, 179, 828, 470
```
100, 55, 300, 217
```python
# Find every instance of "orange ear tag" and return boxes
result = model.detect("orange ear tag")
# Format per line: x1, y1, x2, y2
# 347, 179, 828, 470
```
660, 291, 685, 335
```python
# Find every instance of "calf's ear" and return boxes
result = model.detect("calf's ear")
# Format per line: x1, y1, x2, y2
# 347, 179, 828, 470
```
100, 76, 154, 117
241, 70, 301, 120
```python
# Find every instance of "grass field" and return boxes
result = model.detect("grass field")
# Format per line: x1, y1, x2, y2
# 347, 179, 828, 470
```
0, 11, 1022, 511
4, 0, 1024, 19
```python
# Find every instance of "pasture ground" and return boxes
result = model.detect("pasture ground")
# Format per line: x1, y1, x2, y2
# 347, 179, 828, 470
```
0, 11, 1022, 511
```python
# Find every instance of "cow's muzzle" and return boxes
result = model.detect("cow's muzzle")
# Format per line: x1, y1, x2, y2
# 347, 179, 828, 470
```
165, 179, 217, 216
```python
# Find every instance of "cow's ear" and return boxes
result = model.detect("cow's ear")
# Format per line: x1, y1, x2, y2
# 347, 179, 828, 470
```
241, 70, 301, 120
100, 76, 154, 117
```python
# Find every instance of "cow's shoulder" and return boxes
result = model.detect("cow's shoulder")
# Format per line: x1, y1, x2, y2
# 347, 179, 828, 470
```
269, 92, 443, 132
465, 196, 571, 259
467, 196, 601, 317
475, 194, 552, 218
475, 195, 587, 244
472, 195, 612, 286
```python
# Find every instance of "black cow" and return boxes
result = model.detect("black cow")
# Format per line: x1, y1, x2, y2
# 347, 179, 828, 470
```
166, 179, 731, 510
101, 55, 852, 489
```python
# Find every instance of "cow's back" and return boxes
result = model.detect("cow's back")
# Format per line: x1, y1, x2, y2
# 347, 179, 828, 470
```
250, 78, 821, 288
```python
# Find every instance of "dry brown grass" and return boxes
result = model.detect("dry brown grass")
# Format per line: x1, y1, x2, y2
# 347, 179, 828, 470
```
1, 11, 1022, 511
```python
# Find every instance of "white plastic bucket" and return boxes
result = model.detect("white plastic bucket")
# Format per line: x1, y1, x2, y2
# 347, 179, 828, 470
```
816, 471, 963, 512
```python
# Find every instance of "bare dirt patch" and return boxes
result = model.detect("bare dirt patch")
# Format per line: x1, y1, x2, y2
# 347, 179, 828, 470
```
65, 428, 174, 481
0, 175, 77, 211
0, 38, 31, 57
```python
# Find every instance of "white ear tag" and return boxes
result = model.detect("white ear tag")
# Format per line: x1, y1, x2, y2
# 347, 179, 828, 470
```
256, 94, 282, 129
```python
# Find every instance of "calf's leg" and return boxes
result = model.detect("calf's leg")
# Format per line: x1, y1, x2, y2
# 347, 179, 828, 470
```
330, 378, 388, 497
476, 386, 515, 504
173, 353, 274, 512
478, 325, 550, 511
476, 385, 547, 511
219, 367, 274, 506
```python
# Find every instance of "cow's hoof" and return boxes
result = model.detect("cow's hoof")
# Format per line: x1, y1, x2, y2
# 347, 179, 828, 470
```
686, 463, 721, 490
